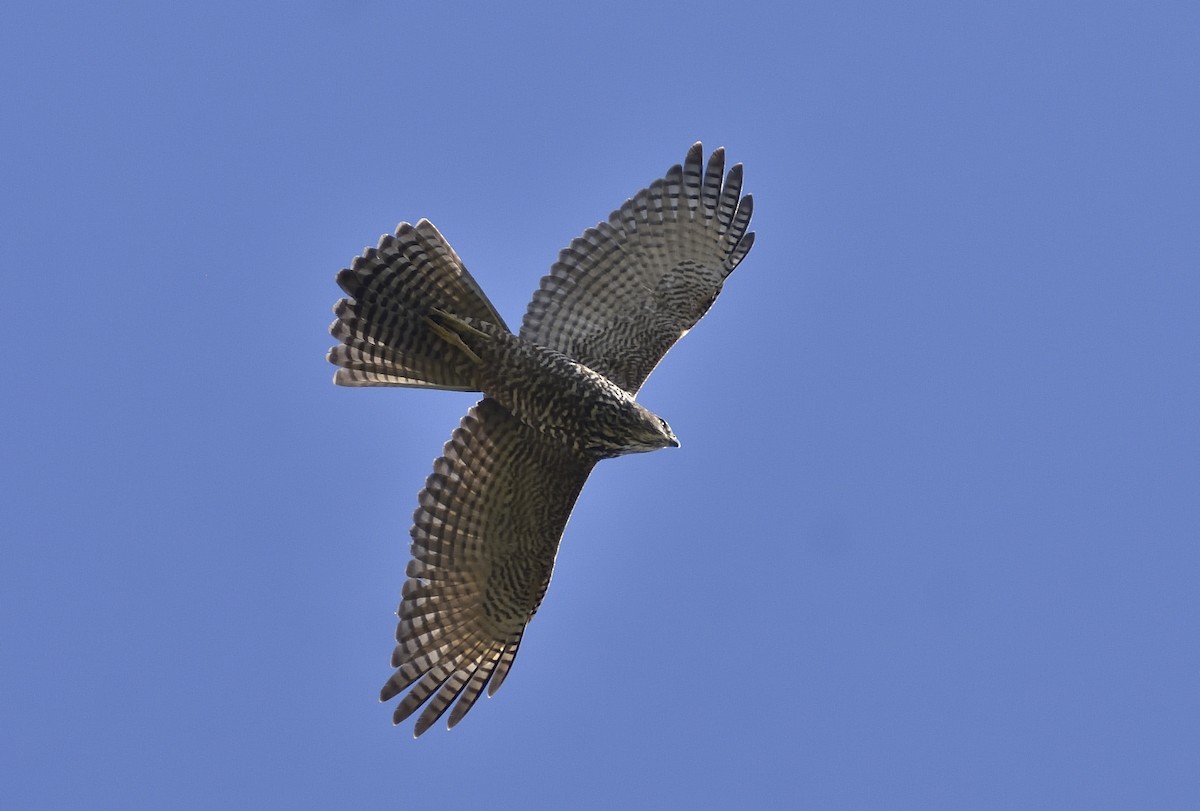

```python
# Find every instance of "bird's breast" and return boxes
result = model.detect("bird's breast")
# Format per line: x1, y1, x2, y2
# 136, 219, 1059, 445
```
471, 331, 638, 457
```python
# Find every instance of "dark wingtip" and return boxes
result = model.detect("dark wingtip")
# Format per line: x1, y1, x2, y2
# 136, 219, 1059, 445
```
739, 193, 754, 220
335, 267, 359, 297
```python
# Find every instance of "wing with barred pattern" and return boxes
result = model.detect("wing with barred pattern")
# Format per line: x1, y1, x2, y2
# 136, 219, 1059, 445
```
381, 397, 595, 736
519, 143, 755, 395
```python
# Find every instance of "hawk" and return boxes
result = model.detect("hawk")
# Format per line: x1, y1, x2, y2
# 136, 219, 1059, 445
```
328, 143, 755, 736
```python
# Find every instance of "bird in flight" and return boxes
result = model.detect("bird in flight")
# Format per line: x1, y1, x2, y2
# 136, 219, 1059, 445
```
328, 143, 755, 736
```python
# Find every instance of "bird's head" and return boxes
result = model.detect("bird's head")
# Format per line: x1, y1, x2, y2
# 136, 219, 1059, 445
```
599, 401, 680, 456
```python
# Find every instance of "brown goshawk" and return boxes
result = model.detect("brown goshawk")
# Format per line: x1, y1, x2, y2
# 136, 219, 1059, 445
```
328, 143, 755, 736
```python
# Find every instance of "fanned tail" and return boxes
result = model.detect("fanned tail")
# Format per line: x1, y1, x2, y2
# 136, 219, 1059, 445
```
328, 219, 510, 389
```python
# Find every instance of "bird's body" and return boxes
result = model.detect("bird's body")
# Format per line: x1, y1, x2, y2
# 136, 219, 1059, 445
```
427, 311, 677, 457
328, 143, 755, 736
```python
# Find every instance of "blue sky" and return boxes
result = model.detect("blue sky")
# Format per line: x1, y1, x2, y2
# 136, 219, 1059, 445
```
3, 1, 1198, 807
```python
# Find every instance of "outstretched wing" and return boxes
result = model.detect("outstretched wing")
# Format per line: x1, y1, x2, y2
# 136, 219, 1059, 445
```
519, 143, 755, 395
382, 397, 595, 736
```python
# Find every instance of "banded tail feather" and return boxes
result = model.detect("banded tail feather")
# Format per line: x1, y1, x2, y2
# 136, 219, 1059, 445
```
328, 219, 511, 389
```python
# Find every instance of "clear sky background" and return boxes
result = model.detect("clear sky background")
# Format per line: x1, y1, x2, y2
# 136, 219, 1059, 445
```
3, 2, 1198, 808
